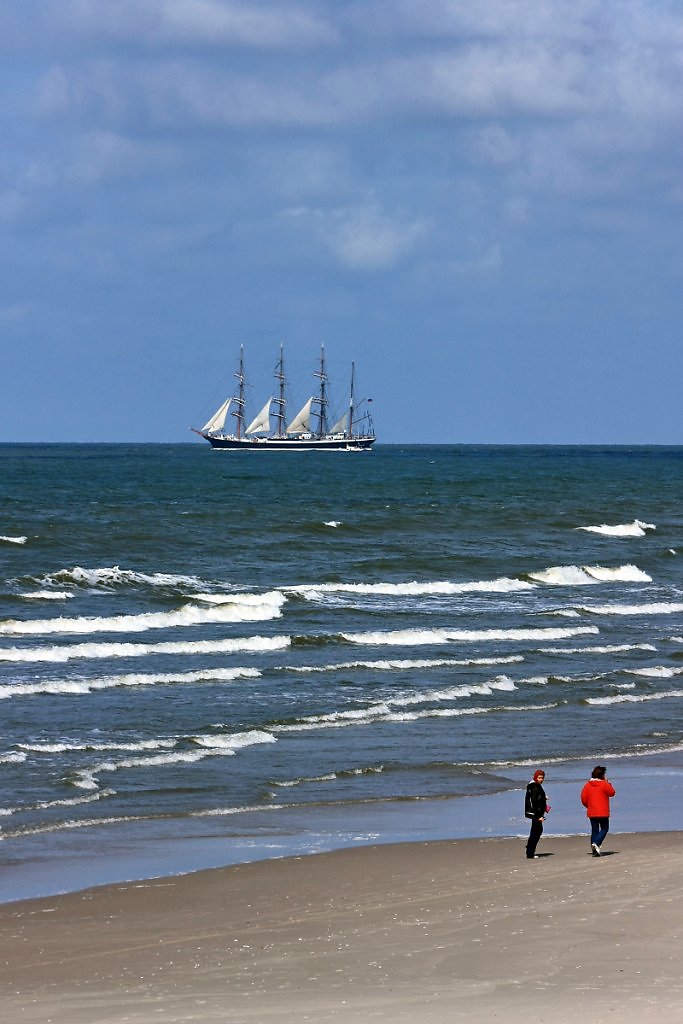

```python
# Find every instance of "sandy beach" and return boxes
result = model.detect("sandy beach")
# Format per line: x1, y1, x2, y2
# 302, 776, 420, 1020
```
1, 832, 681, 1023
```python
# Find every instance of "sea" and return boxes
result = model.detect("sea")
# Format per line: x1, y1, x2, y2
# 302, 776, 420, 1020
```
1, 443, 682, 902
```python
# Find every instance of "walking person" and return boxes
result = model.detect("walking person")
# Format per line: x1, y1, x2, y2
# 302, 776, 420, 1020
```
580, 765, 615, 856
525, 769, 548, 859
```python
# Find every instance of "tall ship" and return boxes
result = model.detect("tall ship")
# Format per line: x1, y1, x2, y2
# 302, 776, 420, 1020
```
193, 345, 376, 451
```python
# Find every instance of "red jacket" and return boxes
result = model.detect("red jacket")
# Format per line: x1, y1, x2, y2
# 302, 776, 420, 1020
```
581, 778, 615, 818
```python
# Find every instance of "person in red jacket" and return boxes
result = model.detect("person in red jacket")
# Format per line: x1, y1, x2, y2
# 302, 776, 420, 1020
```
580, 765, 615, 856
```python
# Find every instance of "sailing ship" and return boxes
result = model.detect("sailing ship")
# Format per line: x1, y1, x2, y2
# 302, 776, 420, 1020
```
193, 346, 376, 451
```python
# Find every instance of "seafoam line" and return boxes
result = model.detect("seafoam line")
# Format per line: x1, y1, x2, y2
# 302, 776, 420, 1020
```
537, 643, 657, 654
0, 667, 261, 699
0, 591, 286, 636
285, 655, 524, 673
340, 626, 600, 646
287, 578, 535, 598
579, 602, 683, 616
586, 689, 683, 706
70, 730, 277, 790
272, 701, 557, 732
0, 635, 290, 663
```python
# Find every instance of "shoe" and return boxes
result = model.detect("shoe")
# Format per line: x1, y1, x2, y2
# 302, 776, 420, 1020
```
526, 854, 540, 859
591, 843, 601, 856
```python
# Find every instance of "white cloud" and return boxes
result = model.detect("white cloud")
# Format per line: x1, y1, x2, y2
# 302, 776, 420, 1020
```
50, 0, 337, 50
68, 131, 177, 185
287, 204, 425, 270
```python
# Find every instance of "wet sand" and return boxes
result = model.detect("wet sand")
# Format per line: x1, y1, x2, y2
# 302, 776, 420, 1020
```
1, 832, 681, 1023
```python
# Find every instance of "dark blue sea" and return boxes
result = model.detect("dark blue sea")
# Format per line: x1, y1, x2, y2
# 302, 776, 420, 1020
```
1, 444, 682, 900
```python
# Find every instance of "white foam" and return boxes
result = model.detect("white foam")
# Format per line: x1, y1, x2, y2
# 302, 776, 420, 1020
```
0, 591, 285, 636
387, 676, 517, 708
270, 676, 518, 732
41, 566, 206, 590
0, 666, 261, 700
274, 700, 556, 732
190, 730, 276, 751
31, 791, 116, 812
0, 634, 290, 664
341, 626, 599, 646
625, 665, 683, 679
72, 730, 276, 789
580, 601, 683, 617
289, 577, 534, 599
538, 643, 657, 655
577, 520, 656, 537
273, 772, 341, 788
0, 751, 27, 764
20, 738, 176, 754
587, 689, 683, 706
273, 766, 384, 789
528, 564, 651, 586
0, 535, 27, 545
20, 591, 74, 601
323, 521, 342, 528
287, 655, 525, 673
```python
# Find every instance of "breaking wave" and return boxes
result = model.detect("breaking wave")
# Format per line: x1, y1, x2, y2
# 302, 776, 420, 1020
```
0, 634, 290, 664
0, 666, 261, 700
537, 643, 657, 655
289, 578, 534, 599
273, 699, 557, 733
0, 591, 285, 636
286, 655, 524, 673
624, 665, 683, 679
579, 601, 683, 617
0, 535, 28, 545
341, 626, 599, 646
71, 730, 276, 790
577, 520, 656, 537
528, 564, 651, 586
586, 689, 683, 706
37, 566, 207, 591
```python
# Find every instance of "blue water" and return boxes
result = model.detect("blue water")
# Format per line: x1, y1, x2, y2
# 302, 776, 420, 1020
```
1, 444, 682, 899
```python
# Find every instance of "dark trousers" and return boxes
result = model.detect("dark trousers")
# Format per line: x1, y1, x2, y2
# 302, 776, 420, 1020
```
526, 817, 543, 857
590, 817, 609, 848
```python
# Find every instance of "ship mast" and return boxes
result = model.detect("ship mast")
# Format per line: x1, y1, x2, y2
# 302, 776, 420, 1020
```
232, 345, 246, 439
314, 344, 328, 437
349, 361, 356, 439
273, 344, 286, 438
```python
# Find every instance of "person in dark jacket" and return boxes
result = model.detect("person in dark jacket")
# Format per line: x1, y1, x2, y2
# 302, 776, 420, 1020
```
525, 769, 548, 859
580, 765, 615, 856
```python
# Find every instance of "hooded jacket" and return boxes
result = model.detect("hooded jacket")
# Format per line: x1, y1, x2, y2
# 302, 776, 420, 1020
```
580, 778, 615, 818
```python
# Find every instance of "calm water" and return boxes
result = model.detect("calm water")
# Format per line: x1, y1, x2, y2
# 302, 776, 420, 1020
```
1, 444, 682, 897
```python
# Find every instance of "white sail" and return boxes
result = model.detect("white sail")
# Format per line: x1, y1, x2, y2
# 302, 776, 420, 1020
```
286, 397, 313, 434
328, 413, 347, 435
245, 399, 272, 435
202, 398, 232, 434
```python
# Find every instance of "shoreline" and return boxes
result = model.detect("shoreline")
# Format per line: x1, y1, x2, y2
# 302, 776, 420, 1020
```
2, 748, 682, 905
2, 831, 682, 1023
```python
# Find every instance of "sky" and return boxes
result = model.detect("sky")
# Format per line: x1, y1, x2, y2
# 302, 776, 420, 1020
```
1, 0, 682, 444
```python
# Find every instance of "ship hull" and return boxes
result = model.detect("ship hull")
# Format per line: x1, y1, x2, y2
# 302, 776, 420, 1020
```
201, 433, 375, 451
